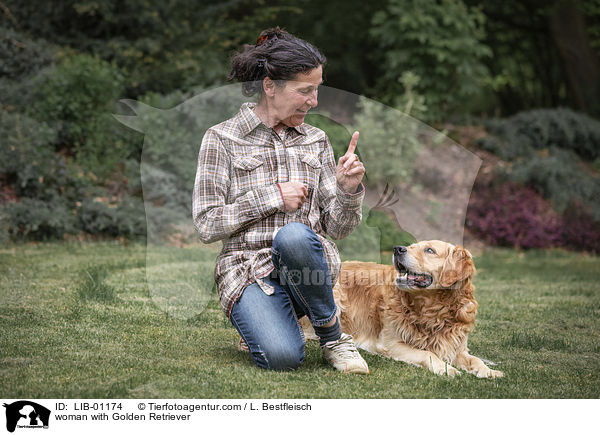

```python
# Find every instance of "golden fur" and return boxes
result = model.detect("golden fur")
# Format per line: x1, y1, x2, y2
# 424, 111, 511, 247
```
302, 240, 503, 378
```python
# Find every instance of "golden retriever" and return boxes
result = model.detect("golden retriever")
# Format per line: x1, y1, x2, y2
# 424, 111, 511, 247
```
303, 240, 503, 378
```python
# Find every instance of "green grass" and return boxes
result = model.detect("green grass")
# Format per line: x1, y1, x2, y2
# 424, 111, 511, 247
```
1, 242, 599, 398
77, 265, 117, 302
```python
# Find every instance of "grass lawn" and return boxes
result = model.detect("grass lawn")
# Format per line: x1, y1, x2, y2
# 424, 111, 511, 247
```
1, 241, 599, 398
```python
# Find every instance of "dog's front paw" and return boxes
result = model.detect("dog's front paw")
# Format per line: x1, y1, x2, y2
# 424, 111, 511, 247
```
488, 369, 504, 379
446, 365, 462, 378
476, 367, 504, 379
434, 363, 461, 377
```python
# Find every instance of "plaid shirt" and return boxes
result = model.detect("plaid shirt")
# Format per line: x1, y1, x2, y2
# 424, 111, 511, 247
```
193, 102, 364, 317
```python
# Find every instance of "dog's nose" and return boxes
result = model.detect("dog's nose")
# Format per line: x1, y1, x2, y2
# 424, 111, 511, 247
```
394, 246, 407, 255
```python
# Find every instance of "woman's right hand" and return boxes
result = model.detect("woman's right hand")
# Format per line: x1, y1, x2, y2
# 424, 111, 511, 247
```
278, 182, 308, 212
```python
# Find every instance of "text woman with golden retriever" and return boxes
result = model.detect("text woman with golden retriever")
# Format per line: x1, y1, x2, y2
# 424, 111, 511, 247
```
193, 28, 369, 373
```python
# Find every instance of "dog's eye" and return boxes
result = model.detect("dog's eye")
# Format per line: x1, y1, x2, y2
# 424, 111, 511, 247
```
425, 248, 436, 254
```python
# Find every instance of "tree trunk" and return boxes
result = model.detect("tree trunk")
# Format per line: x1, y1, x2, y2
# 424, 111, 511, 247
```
548, 1, 600, 115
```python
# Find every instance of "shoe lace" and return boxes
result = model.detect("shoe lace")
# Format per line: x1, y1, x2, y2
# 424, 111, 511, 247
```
326, 334, 360, 358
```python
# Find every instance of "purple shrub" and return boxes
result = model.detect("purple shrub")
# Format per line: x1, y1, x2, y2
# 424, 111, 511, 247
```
562, 201, 600, 253
467, 182, 564, 249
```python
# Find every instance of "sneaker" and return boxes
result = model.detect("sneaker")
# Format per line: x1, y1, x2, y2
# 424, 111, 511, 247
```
321, 333, 369, 374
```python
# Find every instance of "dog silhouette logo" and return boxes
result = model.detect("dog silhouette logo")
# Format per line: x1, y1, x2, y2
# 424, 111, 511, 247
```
3, 401, 50, 432
113, 84, 481, 319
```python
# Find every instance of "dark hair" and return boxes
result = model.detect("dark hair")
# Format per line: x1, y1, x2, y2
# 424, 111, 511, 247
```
228, 27, 326, 96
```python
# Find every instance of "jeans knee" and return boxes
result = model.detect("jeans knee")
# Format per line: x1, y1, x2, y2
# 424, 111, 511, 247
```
273, 223, 316, 257
263, 343, 305, 371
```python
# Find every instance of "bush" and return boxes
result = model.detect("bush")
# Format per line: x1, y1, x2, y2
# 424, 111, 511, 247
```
0, 111, 80, 201
2, 197, 78, 240
31, 54, 124, 137
477, 108, 600, 224
510, 149, 600, 221
141, 164, 190, 241
467, 181, 600, 253
2, 187, 146, 241
0, 111, 79, 239
28, 54, 139, 178
0, 110, 146, 241
561, 201, 600, 253
467, 182, 563, 250
0, 26, 54, 80
0, 26, 56, 111
479, 107, 600, 161
77, 196, 145, 238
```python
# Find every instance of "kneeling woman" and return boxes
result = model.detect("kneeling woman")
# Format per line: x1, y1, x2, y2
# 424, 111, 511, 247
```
193, 27, 368, 374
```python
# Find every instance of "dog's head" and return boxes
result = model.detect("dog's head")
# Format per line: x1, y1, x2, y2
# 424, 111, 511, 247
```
393, 240, 475, 291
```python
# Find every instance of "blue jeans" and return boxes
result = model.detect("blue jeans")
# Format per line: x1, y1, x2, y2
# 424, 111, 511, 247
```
230, 223, 337, 371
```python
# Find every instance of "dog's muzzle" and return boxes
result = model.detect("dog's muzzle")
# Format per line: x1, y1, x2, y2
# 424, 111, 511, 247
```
393, 246, 433, 289
393, 246, 408, 273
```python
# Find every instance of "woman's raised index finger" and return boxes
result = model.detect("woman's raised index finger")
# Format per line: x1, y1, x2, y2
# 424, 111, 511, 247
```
345, 131, 359, 156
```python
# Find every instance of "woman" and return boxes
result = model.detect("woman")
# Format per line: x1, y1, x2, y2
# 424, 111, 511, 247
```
193, 28, 368, 373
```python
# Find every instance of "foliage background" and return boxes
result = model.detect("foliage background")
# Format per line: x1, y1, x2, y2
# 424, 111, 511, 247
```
1, 0, 599, 252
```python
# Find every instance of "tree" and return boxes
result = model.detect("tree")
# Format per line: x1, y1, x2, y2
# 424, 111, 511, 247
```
549, 1, 600, 115
468, 0, 600, 117
370, 0, 492, 121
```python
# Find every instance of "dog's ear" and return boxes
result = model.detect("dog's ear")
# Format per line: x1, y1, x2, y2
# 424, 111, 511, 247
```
439, 246, 475, 288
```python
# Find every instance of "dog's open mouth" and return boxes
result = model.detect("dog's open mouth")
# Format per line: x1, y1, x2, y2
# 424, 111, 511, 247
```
394, 261, 433, 288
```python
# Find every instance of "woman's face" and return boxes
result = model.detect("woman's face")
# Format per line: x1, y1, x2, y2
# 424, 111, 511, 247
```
270, 65, 322, 128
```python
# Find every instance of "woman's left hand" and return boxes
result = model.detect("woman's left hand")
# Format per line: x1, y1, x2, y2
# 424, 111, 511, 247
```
336, 131, 365, 193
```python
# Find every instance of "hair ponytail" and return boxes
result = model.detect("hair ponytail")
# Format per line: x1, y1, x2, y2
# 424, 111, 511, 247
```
228, 27, 325, 96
